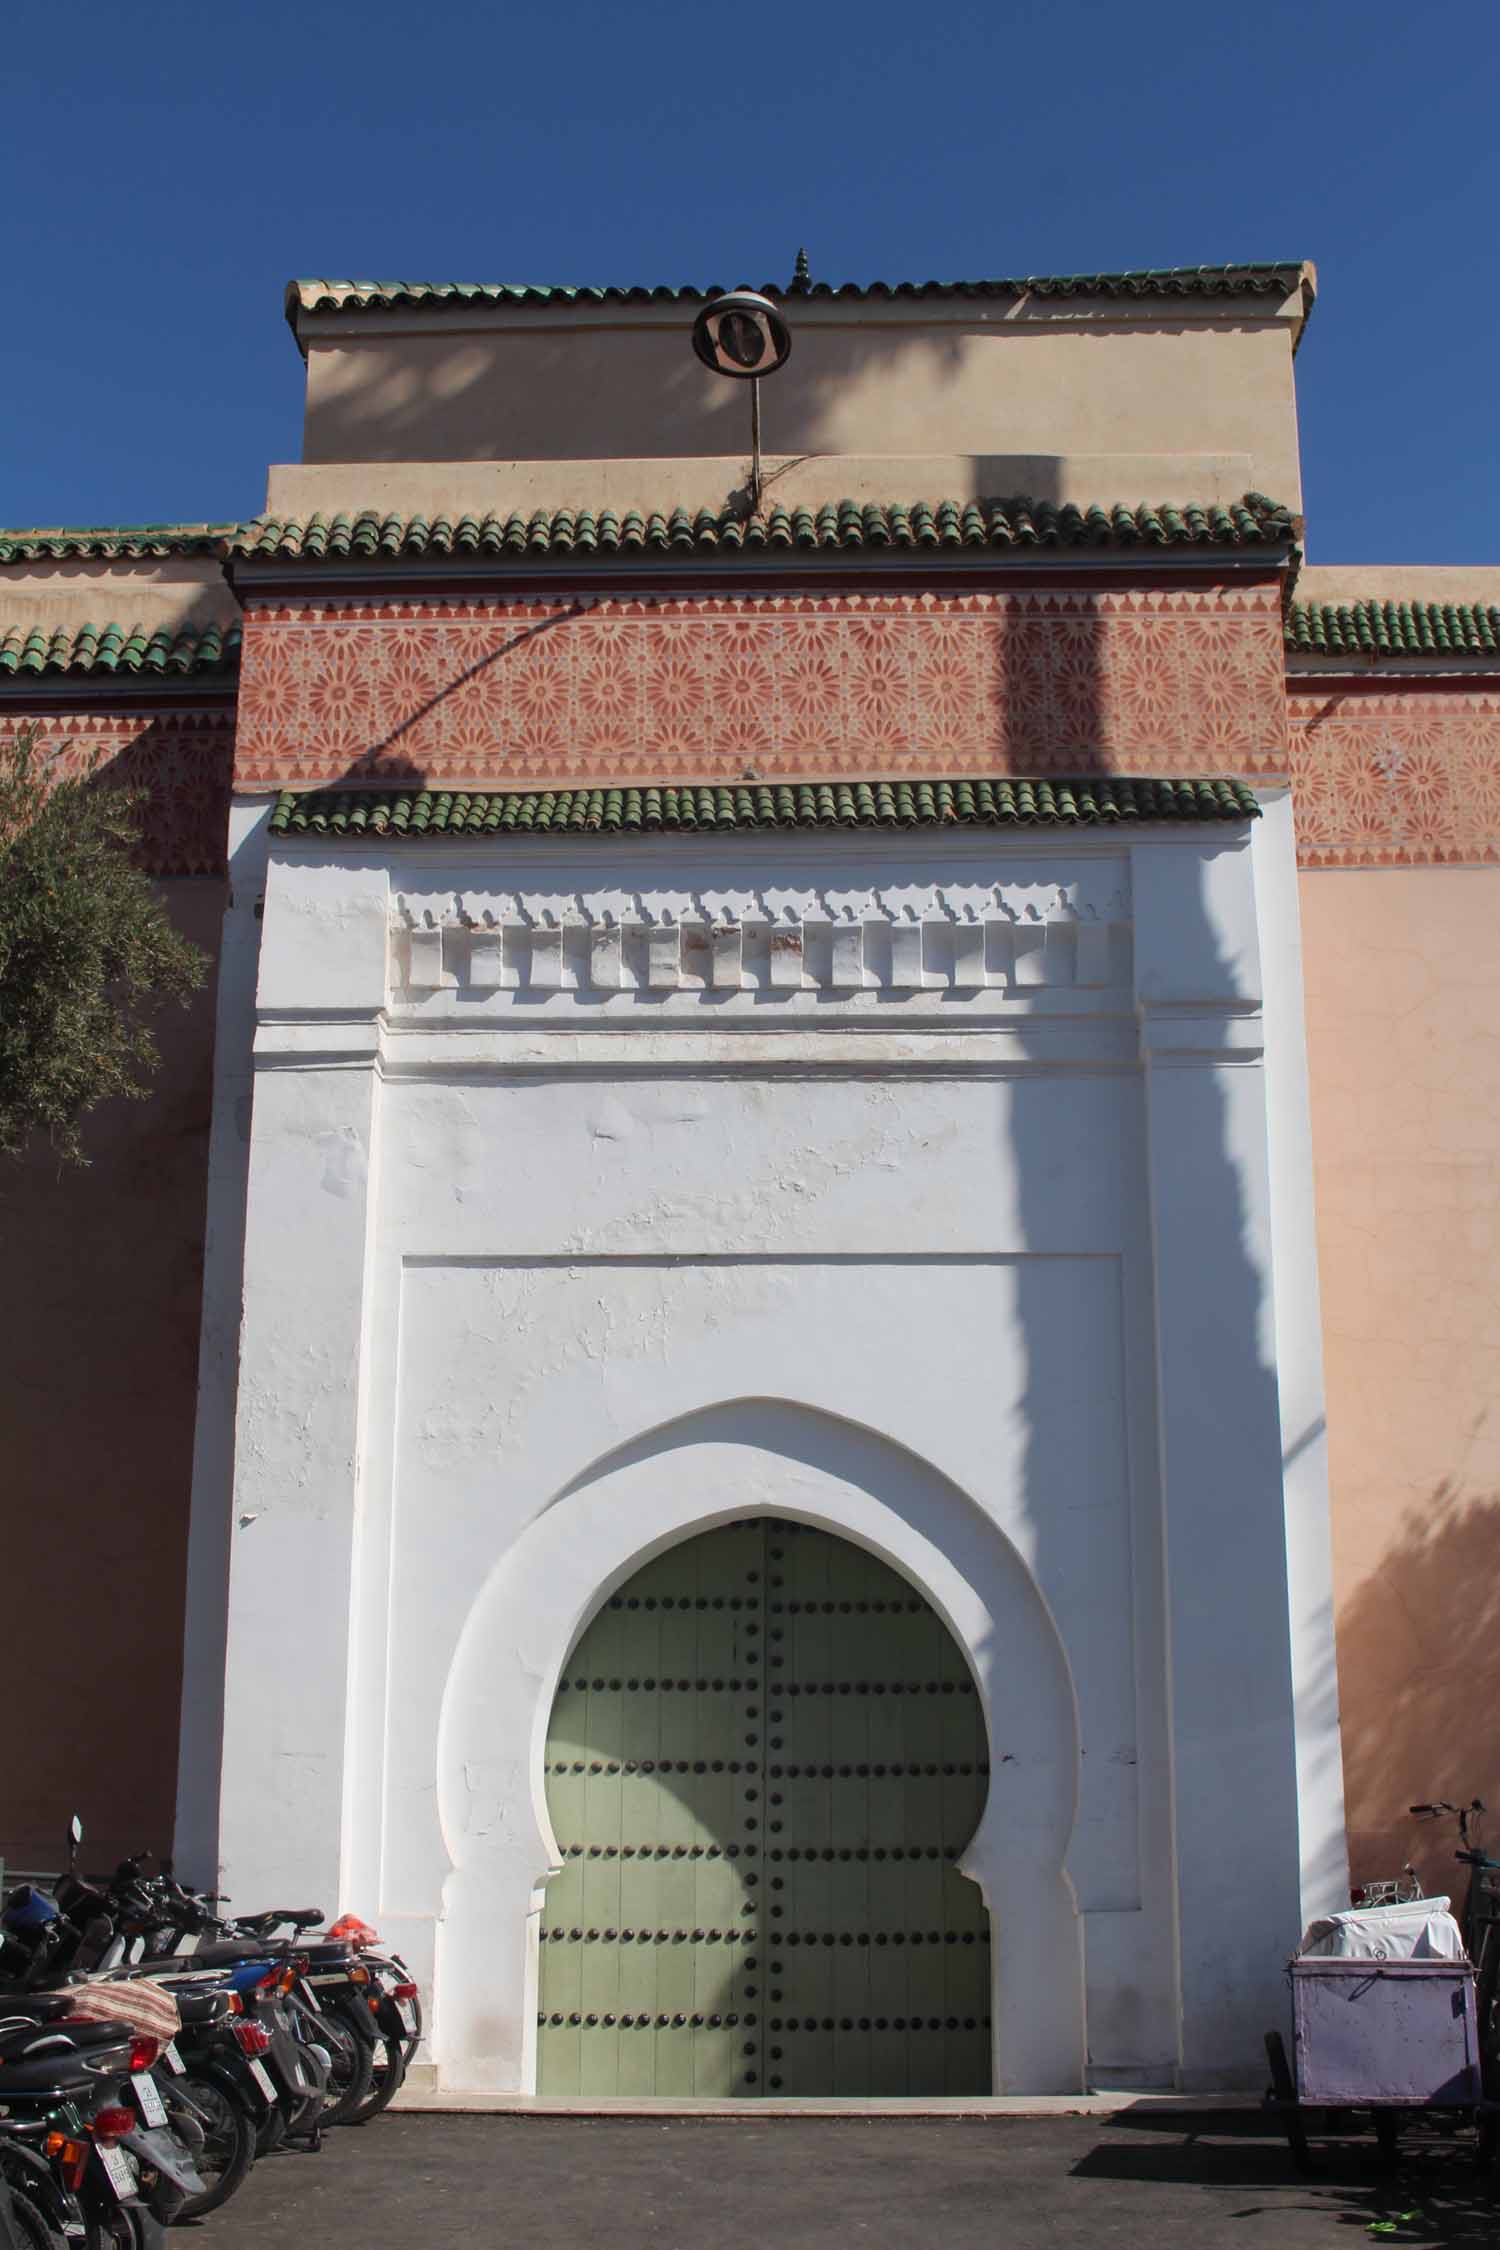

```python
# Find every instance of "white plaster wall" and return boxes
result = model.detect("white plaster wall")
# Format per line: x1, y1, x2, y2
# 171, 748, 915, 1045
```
202, 816, 1338, 2094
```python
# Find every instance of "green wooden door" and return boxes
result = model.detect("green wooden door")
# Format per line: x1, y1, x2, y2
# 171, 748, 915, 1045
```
538, 1519, 991, 2096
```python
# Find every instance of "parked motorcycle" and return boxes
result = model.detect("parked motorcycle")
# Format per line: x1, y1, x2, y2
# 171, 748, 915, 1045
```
0, 2002, 197, 2247
1, 1811, 422, 2237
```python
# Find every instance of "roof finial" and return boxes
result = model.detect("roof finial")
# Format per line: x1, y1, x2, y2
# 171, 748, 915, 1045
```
792, 246, 811, 291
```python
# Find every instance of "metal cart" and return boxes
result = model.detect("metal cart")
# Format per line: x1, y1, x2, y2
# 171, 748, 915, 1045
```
1265, 1956, 1495, 2169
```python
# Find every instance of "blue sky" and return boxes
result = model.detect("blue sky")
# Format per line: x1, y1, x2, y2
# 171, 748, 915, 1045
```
7, 0, 1498, 564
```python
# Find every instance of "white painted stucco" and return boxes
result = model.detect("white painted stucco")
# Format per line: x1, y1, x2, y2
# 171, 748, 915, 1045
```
186, 809, 1343, 2093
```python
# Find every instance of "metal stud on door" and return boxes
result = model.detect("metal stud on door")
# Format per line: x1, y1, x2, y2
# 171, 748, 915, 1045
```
538, 1520, 990, 2095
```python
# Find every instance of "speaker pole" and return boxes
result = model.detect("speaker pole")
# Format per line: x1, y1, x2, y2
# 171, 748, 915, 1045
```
750, 376, 762, 513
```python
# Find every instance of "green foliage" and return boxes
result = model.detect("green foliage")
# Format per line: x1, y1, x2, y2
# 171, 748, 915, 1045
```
0, 725, 206, 1165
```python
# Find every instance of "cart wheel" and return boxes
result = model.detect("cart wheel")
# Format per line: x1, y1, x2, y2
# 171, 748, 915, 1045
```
1264, 2030, 1296, 2103
1476, 2110, 1498, 2174
1264, 2032, 1312, 2172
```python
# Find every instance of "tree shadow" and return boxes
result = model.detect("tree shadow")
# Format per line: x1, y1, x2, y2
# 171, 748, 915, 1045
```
1336, 1491, 1500, 1896
1076, 2108, 1498, 2245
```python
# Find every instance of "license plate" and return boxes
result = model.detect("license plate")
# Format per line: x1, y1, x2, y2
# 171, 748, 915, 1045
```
132, 2072, 168, 2127
397, 1999, 417, 2033
98, 2145, 138, 2201
248, 2059, 277, 2103
307, 1973, 348, 1988
162, 2041, 185, 2075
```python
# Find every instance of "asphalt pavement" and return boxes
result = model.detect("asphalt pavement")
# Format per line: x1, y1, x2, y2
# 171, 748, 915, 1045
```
196, 2111, 1496, 2249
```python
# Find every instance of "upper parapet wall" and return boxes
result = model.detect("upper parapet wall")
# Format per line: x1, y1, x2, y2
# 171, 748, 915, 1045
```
286, 262, 1313, 513
0, 526, 242, 640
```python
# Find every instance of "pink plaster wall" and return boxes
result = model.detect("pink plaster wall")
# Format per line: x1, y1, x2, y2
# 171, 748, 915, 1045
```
0, 881, 222, 1877
1301, 864, 1500, 1896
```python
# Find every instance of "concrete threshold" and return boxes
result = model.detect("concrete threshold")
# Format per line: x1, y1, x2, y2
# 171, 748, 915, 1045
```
392, 2085, 1264, 2120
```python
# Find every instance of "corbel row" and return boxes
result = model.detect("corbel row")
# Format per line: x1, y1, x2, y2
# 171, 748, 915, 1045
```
393, 913, 1128, 995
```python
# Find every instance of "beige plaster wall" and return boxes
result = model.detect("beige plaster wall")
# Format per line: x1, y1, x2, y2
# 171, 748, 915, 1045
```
1298, 565, 1500, 607
0, 557, 239, 636
1301, 865, 1500, 1894
264, 448, 1260, 528
297, 307, 1304, 509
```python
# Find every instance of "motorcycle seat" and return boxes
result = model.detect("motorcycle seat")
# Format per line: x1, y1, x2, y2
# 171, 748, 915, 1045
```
240, 1908, 323, 1935
0, 2022, 134, 2092
173, 1990, 233, 2024
0, 2052, 102, 2094
175, 1940, 279, 1969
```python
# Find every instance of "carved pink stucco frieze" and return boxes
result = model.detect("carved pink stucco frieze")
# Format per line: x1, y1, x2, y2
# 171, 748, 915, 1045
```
1289, 686, 1500, 867
232, 583, 1291, 792
0, 708, 235, 877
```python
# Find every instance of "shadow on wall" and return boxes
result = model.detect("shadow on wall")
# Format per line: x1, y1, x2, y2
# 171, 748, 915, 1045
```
264, 448, 1079, 792
996, 554, 1308, 2069
1338, 1487, 1500, 1896
306, 319, 982, 468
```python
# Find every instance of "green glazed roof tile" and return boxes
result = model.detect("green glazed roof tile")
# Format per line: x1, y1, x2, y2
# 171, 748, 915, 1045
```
0, 524, 234, 563
229, 493, 1293, 566
1286, 598, 1500, 660
268, 775, 1260, 842
0, 619, 241, 680
289, 265, 1308, 321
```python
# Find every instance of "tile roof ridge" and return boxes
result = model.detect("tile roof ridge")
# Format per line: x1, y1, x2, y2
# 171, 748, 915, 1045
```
1285, 594, 1500, 660
0, 523, 238, 563
227, 492, 1295, 564
0, 616, 242, 678
267, 774, 1261, 841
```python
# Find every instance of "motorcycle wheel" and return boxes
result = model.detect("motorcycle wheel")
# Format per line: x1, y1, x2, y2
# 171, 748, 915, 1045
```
316, 2004, 375, 2128
85, 2208, 163, 2250
4, 2184, 65, 2250
343, 2035, 406, 2125
171, 2076, 255, 2220
253, 2102, 288, 2159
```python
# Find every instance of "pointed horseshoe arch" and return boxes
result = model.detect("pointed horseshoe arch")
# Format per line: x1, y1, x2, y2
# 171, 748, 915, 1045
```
435, 1399, 1084, 2095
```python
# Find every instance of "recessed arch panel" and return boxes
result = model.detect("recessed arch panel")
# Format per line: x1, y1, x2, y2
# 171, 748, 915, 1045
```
435, 1398, 1084, 2095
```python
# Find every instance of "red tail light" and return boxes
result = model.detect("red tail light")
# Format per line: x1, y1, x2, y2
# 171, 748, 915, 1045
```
231, 2021, 272, 2057
91, 2106, 136, 2143
328, 1913, 378, 1947
393, 1982, 418, 2002
256, 1963, 285, 1989
128, 2036, 159, 2073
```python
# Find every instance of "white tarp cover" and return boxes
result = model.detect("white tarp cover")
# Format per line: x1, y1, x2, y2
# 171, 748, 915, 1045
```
1297, 1897, 1466, 1962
